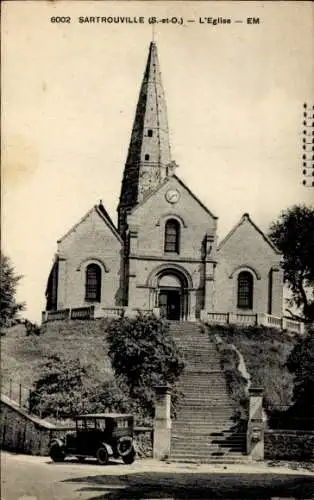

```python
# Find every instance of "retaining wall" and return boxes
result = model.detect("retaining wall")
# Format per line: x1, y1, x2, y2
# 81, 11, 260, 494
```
265, 430, 314, 461
0, 395, 73, 455
1, 394, 153, 458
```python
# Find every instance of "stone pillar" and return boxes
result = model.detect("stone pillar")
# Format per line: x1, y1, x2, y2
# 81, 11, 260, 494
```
56, 256, 67, 309
152, 307, 160, 318
153, 385, 171, 460
127, 229, 138, 308
204, 272, 215, 311
188, 289, 197, 321
257, 313, 266, 327
271, 267, 283, 317
247, 387, 264, 460
203, 234, 216, 312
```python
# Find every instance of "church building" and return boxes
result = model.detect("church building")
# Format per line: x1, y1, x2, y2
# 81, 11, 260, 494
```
45, 42, 283, 322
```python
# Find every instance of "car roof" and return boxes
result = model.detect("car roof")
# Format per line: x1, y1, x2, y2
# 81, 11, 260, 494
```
75, 413, 133, 419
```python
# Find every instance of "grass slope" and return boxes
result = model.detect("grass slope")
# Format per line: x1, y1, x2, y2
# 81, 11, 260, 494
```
2, 321, 298, 419
1, 319, 112, 391
207, 324, 297, 412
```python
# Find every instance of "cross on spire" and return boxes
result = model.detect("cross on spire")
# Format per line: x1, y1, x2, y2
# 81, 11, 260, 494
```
152, 22, 156, 42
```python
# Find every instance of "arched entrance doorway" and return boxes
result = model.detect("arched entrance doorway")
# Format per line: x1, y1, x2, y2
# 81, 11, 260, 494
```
156, 271, 188, 321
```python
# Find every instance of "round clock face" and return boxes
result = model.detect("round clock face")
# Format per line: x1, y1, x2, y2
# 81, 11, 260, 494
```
165, 189, 180, 204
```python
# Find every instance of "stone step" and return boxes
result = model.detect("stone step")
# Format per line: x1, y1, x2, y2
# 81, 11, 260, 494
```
171, 425, 243, 432
179, 382, 227, 388
171, 435, 246, 444
175, 415, 234, 420
170, 451, 247, 459
179, 369, 224, 375
181, 355, 218, 360
170, 447, 246, 455
169, 455, 249, 464
178, 402, 231, 407
171, 447, 245, 456
179, 390, 227, 395
175, 409, 234, 415
176, 338, 215, 342
175, 338, 216, 343
171, 447, 246, 456
179, 386, 227, 392
180, 378, 226, 383
179, 399, 231, 405
175, 417, 235, 423
172, 440, 245, 448
179, 385, 228, 391
177, 406, 232, 411
183, 361, 221, 367
174, 418, 235, 425
172, 425, 238, 432
180, 379, 226, 385
176, 406, 234, 412
172, 429, 247, 437
179, 392, 230, 398
176, 343, 217, 349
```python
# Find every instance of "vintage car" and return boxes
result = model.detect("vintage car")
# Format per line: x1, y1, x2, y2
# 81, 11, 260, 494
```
49, 413, 136, 465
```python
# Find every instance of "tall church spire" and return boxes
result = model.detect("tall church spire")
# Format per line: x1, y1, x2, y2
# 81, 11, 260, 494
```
118, 42, 172, 233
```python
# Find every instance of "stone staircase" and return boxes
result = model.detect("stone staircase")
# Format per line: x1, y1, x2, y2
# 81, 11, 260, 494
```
170, 322, 248, 463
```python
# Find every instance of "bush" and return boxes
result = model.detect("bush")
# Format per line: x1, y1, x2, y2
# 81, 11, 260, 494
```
24, 319, 41, 336
30, 354, 131, 419
106, 315, 185, 419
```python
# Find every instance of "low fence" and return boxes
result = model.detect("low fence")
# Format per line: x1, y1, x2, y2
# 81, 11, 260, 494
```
1, 379, 32, 413
1, 378, 59, 422
202, 311, 304, 334
42, 306, 156, 323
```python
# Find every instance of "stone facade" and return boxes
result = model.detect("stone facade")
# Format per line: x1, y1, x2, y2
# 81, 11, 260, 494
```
45, 42, 283, 321
51, 205, 123, 311
215, 214, 283, 316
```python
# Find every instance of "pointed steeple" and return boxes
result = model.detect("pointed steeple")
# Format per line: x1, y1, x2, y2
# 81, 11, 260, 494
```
118, 42, 172, 233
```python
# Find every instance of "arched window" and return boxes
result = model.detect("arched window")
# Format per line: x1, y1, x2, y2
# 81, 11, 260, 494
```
164, 219, 180, 253
237, 271, 253, 309
85, 264, 101, 302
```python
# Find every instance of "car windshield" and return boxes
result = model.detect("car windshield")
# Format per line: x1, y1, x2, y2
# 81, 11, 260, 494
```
76, 419, 97, 430
95, 419, 107, 430
116, 419, 129, 429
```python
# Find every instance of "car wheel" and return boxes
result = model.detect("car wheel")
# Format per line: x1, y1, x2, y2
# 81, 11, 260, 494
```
49, 443, 65, 463
116, 436, 133, 457
96, 446, 109, 465
122, 448, 135, 464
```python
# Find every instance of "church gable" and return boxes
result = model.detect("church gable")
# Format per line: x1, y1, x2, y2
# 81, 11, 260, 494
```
58, 204, 121, 251
55, 204, 123, 310
127, 175, 217, 260
217, 213, 280, 265
129, 174, 217, 228
214, 213, 283, 316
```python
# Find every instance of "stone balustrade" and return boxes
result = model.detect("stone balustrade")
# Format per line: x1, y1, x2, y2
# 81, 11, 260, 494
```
201, 310, 304, 334
42, 306, 159, 323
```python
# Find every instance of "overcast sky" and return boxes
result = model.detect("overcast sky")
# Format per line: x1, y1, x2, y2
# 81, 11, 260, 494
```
2, 1, 314, 321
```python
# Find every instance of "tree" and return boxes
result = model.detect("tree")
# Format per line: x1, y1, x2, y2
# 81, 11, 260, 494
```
107, 315, 185, 419
0, 253, 25, 328
30, 354, 130, 419
286, 331, 314, 429
268, 205, 314, 321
